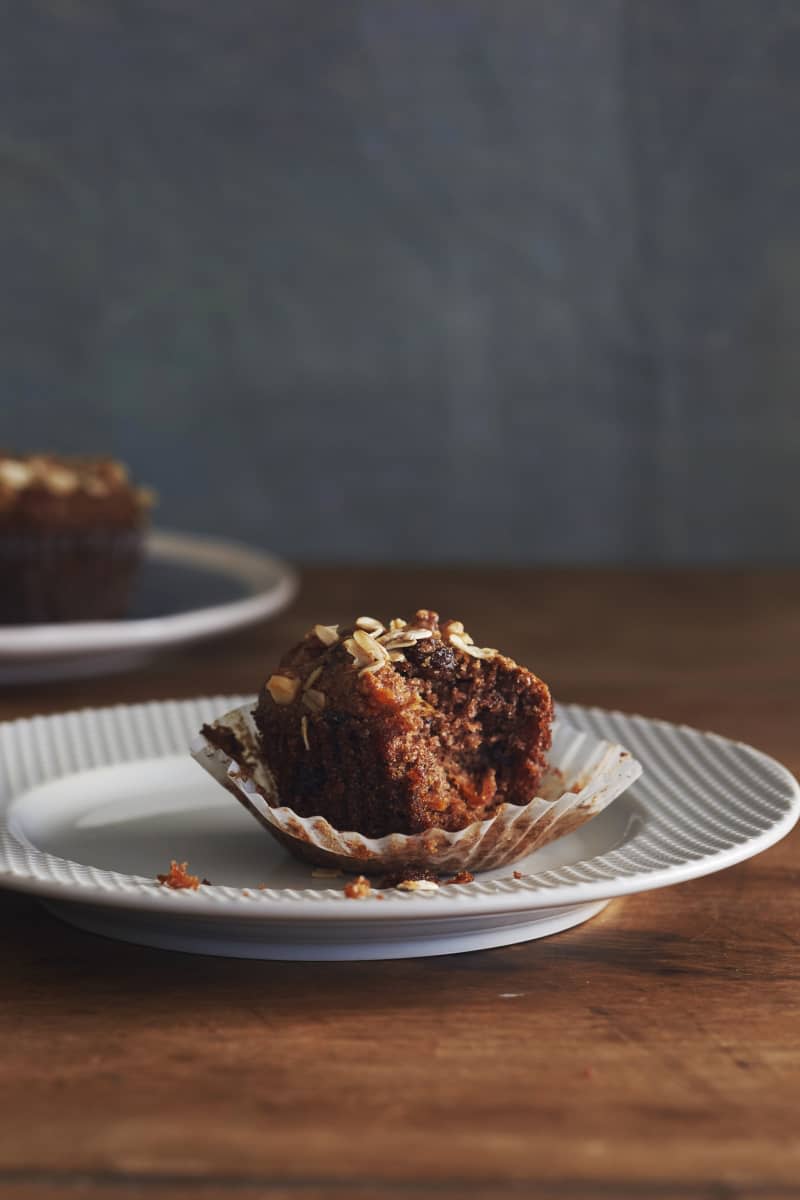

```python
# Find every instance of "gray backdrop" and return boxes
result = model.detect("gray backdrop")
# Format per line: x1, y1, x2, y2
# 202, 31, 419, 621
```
1, 0, 798, 563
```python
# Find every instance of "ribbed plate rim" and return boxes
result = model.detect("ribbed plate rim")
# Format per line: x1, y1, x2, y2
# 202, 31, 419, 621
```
0, 531, 298, 659
0, 695, 797, 922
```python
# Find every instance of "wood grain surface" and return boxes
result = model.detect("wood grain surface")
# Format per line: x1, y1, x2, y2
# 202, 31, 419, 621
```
1, 568, 799, 1200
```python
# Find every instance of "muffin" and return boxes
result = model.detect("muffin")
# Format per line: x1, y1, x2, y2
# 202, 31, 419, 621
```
0, 453, 154, 623
249, 610, 553, 837
196, 611, 641, 874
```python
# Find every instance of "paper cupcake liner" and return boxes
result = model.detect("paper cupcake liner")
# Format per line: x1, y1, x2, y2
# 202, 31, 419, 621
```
0, 529, 144, 623
191, 702, 642, 875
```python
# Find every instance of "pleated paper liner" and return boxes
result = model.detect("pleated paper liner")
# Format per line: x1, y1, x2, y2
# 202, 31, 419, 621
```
0, 529, 144, 623
191, 703, 642, 875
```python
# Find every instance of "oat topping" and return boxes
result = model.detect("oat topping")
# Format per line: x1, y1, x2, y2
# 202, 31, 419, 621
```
343, 637, 371, 671
303, 665, 323, 690
0, 454, 150, 508
377, 638, 413, 652
46, 466, 79, 496
313, 623, 339, 646
337, 614, 493, 674
266, 674, 300, 705
0, 460, 35, 490
267, 610, 505, 763
345, 628, 392, 675
355, 615, 385, 635
468, 644, 498, 660
302, 688, 326, 713
381, 628, 433, 650
84, 478, 110, 498
359, 660, 386, 675
448, 632, 497, 659
353, 628, 389, 660
137, 486, 157, 508
442, 620, 473, 645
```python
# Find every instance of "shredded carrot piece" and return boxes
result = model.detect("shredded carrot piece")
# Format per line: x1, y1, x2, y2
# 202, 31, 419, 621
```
156, 860, 200, 891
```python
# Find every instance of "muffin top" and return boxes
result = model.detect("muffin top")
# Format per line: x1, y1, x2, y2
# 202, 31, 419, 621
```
248, 609, 553, 837
0, 454, 155, 529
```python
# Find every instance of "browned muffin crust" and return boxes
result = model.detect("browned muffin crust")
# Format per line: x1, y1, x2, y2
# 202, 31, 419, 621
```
0, 454, 154, 530
253, 610, 553, 839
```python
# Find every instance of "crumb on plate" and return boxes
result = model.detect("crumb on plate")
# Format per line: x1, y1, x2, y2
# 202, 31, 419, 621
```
156, 860, 200, 891
344, 875, 372, 899
380, 867, 440, 889
396, 878, 439, 893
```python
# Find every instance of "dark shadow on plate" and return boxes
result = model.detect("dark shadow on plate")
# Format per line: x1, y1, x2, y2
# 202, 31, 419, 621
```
129, 557, 248, 619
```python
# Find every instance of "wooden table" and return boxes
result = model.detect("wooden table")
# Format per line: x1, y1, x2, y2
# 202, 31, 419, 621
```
2, 568, 799, 1200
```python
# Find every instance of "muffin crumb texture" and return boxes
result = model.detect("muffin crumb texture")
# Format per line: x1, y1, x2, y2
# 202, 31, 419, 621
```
253, 609, 553, 840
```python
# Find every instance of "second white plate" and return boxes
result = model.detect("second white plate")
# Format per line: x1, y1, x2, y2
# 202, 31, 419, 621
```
0, 531, 297, 683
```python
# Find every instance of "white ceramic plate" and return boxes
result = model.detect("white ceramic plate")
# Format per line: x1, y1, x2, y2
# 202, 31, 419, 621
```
0, 696, 797, 960
0, 531, 297, 683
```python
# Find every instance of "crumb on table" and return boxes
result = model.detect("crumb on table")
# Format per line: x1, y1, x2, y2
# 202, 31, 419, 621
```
156, 861, 200, 891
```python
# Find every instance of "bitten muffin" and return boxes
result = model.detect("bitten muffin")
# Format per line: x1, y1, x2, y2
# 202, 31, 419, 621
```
0, 453, 154, 623
241, 610, 553, 839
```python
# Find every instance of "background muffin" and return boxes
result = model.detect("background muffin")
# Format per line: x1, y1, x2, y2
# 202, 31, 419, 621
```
0, 453, 154, 623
